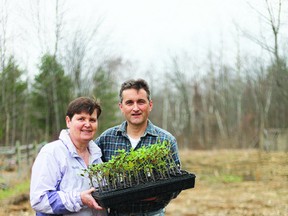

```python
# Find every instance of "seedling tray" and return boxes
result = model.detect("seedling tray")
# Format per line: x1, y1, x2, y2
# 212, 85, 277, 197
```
92, 171, 196, 208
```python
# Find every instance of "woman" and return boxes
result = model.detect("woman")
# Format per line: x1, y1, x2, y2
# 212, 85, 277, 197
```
30, 97, 107, 216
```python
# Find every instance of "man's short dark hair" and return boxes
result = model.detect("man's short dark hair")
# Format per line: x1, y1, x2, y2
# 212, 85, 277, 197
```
119, 79, 151, 102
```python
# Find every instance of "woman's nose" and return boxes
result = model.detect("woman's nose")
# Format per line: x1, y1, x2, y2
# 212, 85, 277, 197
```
84, 121, 91, 126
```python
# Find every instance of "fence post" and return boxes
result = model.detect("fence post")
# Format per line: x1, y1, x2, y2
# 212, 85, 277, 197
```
33, 141, 38, 162
16, 140, 21, 166
26, 143, 29, 164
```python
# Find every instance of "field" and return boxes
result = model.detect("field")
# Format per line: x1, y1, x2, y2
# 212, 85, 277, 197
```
166, 150, 288, 216
0, 149, 287, 216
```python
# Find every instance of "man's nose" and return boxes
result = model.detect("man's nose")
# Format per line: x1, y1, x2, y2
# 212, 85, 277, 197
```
132, 102, 140, 110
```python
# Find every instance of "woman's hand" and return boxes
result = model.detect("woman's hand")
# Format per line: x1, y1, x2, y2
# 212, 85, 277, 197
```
80, 187, 104, 210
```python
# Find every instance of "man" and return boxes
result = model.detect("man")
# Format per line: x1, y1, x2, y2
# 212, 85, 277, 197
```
95, 78, 181, 216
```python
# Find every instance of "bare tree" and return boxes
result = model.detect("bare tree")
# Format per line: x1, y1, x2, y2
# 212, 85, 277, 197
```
243, 0, 286, 150
0, 0, 9, 145
50, 0, 63, 132
166, 57, 192, 149
30, 0, 67, 133
244, 0, 283, 60
63, 19, 103, 97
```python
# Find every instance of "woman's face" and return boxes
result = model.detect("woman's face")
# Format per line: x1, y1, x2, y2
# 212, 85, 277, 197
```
65, 110, 98, 146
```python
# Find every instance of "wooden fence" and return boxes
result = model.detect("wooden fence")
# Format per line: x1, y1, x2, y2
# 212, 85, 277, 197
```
263, 128, 288, 151
0, 141, 46, 171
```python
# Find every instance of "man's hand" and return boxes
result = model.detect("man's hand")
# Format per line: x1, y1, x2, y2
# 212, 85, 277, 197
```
80, 187, 104, 210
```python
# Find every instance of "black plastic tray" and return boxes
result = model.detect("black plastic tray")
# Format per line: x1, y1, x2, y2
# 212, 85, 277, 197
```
92, 171, 196, 208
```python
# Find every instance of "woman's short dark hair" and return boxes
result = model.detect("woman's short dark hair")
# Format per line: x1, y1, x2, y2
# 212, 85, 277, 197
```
119, 79, 151, 102
66, 97, 102, 119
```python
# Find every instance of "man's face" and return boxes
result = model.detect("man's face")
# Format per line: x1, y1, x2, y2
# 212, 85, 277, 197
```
119, 88, 153, 127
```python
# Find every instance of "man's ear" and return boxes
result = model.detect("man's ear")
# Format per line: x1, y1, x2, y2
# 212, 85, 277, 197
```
149, 100, 153, 111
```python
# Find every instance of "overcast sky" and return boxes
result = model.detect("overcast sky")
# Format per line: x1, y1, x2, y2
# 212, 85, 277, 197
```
2, 0, 286, 79
67, 0, 260, 73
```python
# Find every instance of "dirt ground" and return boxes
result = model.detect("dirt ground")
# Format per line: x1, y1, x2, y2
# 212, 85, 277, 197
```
1, 149, 287, 216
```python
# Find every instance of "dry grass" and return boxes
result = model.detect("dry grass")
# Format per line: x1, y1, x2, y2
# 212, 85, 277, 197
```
166, 149, 288, 216
1, 149, 288, 216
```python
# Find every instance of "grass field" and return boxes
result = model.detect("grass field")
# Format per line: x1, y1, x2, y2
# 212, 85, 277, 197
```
1, 149, 287, 216
166, 149, 288, 216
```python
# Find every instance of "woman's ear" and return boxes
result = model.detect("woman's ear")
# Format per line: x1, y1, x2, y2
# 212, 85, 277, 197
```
65, 116, 71, 128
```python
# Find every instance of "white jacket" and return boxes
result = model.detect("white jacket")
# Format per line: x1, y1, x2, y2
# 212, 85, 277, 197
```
30, 129, 107, 216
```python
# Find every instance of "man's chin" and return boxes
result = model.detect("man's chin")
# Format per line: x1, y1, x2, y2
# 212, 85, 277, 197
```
130, 119, 145, 125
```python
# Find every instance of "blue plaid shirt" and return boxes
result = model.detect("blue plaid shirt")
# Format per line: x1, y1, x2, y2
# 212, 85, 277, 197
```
95, 120, 180, 165
94, 120, 181, 214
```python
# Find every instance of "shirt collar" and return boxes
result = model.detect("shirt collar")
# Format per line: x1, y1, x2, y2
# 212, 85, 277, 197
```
59, 129, 102, 160
116, 120, 158, 137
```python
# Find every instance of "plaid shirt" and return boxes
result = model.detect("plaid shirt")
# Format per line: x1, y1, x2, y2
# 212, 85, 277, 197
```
94, 120, 181, 214
95, 120, 180, 165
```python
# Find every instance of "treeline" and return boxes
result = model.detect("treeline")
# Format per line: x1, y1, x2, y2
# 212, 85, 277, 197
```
0, 0, 287, 151
0, 54, 120, 147
1, 51, 287, 151
149, 57, 288, 151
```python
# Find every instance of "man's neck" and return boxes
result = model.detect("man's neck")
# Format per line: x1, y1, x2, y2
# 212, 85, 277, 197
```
126, 123, 147, 139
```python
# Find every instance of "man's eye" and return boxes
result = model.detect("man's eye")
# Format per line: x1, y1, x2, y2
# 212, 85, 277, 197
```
126, 101, 133, 105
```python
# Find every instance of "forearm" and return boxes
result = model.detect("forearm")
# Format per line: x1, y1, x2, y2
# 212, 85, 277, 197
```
30, 190, 82, 214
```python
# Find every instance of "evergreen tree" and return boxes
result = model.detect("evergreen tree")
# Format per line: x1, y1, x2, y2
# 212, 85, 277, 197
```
92, 67, 119, 135
31, 54, 73, 141
0, 57, 28, 146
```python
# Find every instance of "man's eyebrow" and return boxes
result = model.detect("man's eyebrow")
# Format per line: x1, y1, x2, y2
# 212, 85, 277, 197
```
124, 99, 133, 103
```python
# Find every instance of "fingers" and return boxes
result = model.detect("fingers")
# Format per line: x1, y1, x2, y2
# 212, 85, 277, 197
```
91, 199, 104, 210
87, 187, 96, 193
81, 188, 104, 210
